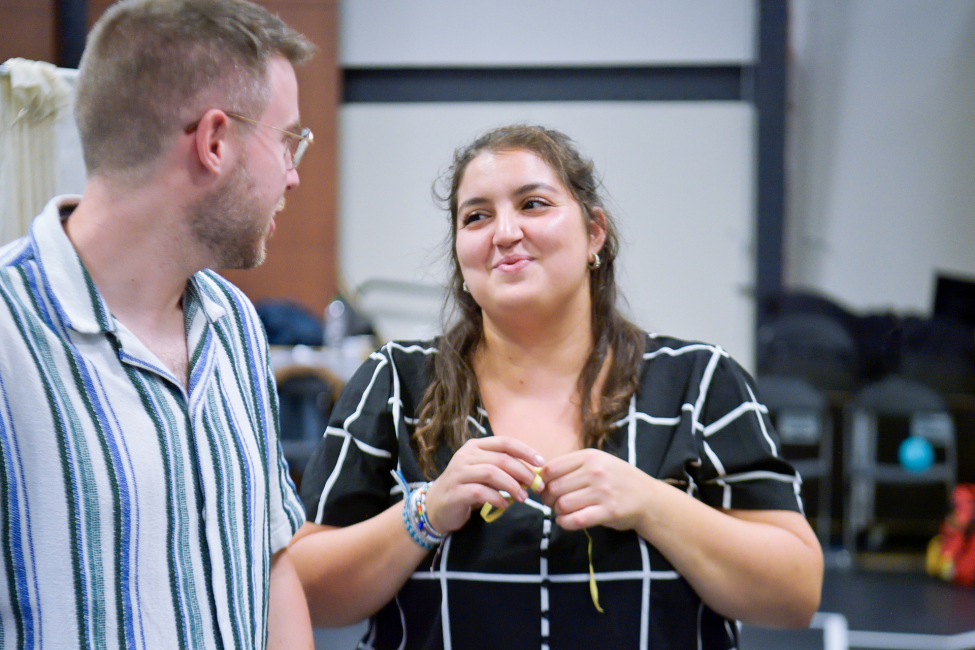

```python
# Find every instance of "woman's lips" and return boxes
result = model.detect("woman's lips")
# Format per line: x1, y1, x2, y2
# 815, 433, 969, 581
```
495, 257, 531, 273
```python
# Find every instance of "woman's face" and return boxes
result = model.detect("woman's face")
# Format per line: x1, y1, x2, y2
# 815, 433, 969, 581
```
454, 149, 605, 320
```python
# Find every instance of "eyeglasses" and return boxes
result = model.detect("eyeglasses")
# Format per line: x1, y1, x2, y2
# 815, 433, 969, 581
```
184, 110, 314, 169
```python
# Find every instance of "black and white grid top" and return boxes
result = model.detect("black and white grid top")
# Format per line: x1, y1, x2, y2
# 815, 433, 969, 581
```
300, 335, 803, 650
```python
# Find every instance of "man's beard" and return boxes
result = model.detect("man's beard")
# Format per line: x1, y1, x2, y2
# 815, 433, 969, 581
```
188, 158, 276, 270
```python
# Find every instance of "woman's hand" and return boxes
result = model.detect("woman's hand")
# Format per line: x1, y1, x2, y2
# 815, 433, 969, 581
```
539, 448, 653, 531
540, 448, 822, 628
424, 437, 546, 534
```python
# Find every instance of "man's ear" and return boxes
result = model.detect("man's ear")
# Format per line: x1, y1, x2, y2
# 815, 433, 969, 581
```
589, 207, 608, 254
193, 109, 232, 174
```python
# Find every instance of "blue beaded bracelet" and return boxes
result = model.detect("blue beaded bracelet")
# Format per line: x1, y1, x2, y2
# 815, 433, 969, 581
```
392, 469, 442, 550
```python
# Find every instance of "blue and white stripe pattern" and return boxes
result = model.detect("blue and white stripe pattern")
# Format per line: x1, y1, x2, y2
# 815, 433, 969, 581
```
0, 196, 304, 650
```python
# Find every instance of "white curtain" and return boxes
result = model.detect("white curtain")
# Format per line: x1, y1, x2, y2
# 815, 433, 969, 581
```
0, 58, 75, 246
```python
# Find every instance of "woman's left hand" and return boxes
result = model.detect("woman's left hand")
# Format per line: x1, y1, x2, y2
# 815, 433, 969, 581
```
540, 449, 823, 630
539, 449, 653, 532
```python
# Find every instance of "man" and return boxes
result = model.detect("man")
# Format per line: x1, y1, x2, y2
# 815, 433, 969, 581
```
0, 1, 316, 648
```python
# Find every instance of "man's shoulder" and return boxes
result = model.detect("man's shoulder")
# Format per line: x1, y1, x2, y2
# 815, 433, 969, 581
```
192, 269, 259, 317
0, 234, 40, 317
0, 233, 36, 274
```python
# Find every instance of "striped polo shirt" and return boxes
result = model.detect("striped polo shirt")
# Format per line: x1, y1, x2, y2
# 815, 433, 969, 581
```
0, 196, 305, 650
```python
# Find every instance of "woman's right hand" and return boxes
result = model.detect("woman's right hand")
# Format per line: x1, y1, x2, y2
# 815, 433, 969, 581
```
423, 437, 546, 534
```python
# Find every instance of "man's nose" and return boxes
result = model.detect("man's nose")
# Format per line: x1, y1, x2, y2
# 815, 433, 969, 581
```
286, 166, 300, 190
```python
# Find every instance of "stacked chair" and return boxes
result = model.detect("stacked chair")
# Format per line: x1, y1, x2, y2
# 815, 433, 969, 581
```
843, 376, 957, 554
756, 291, 972, 556
276, 364, 345, 489
756, 374, 833, 545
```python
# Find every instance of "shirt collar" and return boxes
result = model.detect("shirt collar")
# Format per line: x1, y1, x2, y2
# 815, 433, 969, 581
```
186, 273, 228, 324
30, 195, 114, 334
31, 195, 228, 334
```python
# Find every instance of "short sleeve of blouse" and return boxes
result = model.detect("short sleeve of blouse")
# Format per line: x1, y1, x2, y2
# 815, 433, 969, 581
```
692, 354, 804, 513
300, 350, 398, 527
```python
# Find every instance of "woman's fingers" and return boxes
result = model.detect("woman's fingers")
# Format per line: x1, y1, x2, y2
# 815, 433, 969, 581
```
475, 437, 546, 482
540, 449, 589, 482
554, 504, 606, 531
540, 449, 652, 532
456, 437, 545, 492
423, 437, 546, 533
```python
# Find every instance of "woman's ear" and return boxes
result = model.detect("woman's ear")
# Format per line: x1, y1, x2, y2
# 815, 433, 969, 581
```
588, 207, 608, 254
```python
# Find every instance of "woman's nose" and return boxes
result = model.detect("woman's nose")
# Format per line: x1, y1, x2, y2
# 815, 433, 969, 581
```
492, 207, 522, 246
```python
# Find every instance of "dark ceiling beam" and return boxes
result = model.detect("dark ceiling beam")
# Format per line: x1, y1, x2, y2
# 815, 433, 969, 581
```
752, 0, 789, 325
56, 0, 87, 68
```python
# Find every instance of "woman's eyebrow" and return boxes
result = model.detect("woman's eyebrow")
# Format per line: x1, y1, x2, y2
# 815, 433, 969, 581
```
458, 196, 489, 212
457, 183, 559, 212
514, 182, 559, 195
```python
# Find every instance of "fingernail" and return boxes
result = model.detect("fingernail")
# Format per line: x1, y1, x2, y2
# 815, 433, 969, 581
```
534, 454, 545, 466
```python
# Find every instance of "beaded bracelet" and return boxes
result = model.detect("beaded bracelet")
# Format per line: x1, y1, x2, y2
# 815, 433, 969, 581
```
414, 483, 444, 541
406, 484, 442, 549
392, 470, 444, 550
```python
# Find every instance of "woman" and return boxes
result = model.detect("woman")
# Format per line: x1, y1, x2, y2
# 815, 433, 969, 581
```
291, 125, 823, 649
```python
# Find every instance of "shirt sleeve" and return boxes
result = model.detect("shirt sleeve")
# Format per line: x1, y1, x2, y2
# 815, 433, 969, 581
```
692, 354, 804, 513
300, 349, 399, 527
265, 348, 307, 554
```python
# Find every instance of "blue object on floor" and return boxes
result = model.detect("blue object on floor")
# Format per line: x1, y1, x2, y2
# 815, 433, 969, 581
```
898, 435, 934, 473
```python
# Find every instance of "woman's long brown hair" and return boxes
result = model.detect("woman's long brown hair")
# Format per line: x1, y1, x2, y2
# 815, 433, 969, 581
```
413, 125, 646, 478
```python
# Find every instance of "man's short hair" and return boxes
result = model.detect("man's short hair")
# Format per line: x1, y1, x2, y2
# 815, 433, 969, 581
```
75, 0, 315, 176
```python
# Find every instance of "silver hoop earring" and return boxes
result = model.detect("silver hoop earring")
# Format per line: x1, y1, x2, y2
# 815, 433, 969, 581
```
462, 281, 470, 293
587, 252, 601, 270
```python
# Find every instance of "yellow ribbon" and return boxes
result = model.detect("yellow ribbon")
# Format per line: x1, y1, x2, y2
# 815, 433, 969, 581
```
479, 468, 543, 521
479, 467, 604, 613
584, 529, 604, 613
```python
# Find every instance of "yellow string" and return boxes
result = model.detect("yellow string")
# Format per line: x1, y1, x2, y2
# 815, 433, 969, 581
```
584, 529, 604, 613
479, 468, 604, 613
479, 468, 543, 521
479, 501, 506, 522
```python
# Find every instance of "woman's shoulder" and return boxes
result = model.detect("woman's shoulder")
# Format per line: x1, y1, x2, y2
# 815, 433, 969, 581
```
366, 338, 441, 385
637, 332, 752, 394
641, 332, 733, 366
376, 338, 441, 365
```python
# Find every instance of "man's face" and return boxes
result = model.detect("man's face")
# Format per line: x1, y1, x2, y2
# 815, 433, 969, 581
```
189, 56, 301, 270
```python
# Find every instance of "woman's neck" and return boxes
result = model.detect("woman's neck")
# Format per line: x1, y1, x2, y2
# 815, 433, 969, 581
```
475, 297, 593, 394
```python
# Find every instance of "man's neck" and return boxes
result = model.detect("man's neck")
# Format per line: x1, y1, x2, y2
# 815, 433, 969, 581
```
65, 175, 204, 330
63, 175, 205, 388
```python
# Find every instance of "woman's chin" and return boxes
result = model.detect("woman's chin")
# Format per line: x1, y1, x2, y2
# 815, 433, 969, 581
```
480, 291, 567, 325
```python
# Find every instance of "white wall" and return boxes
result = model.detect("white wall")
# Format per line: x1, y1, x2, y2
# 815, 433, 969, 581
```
339, 102, 758, 361
787, 0, 975, 314
341, 0, 757, 67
